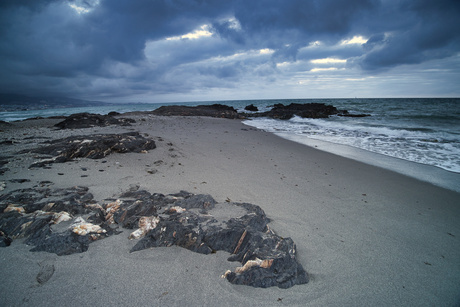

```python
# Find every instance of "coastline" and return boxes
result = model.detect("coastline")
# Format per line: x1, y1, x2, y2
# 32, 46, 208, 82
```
1, 114, 459, 306
268, 131, 460, 193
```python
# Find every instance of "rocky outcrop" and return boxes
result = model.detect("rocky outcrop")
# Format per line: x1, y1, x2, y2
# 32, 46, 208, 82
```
250, 103, 342, 120
150, 103, 368, 120
244, 104, 259, 112
54, 113, 135, 129
151, 104, 243, 119
130, 195, 308, 288
19, 132, 156, 168
0, 186, 107, 255
0, 186, 308, 288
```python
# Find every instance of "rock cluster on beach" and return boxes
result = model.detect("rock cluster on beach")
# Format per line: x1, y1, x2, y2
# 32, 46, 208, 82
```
19, 132, 156, 168
54, 112, 135, 129
0, 102, 371, 289
0, 185, 308, 288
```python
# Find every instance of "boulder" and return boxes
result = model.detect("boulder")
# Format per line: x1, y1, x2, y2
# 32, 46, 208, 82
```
244, 104, 259, 112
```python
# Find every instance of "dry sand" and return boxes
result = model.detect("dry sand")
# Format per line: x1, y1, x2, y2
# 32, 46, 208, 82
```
1, 115, 459, 306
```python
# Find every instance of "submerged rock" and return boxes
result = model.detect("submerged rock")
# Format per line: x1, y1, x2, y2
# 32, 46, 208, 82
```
54, 112, 135, 129
19, 132, 156, 168
0, 186, 308, 288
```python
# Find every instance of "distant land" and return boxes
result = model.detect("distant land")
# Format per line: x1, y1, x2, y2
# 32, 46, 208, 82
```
0, 93, 114, 112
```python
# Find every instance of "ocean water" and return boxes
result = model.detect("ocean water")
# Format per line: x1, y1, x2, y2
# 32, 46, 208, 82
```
2, 98, 459, 177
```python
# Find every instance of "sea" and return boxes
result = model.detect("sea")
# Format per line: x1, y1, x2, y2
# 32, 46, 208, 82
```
2, 98, 459, 192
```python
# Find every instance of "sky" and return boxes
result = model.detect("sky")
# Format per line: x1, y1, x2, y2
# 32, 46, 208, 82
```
0, 0, 459, 103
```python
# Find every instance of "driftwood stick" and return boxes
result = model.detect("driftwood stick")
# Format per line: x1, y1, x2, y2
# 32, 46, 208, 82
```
233, 229, 247, 254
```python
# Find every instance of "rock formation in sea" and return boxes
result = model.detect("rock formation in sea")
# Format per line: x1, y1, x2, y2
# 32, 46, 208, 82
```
151, 102, 369, 120
18, 132, 156, 168
0, 186, 308, 288
244, 104, 259, 112
248, 103, 342, 119
151, 104, 243, 119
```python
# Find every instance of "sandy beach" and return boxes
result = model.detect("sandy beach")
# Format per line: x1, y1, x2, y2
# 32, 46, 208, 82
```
1, 114, 459, 306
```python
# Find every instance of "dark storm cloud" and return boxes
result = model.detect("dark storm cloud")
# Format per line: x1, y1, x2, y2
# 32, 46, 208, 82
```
233, 0, 375, 41
0, 0, 459, 100
354, 0, 460, 71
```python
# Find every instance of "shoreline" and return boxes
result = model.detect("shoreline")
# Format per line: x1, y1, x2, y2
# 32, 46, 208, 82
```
1, 115, 459, 306
265, 130, 460, 193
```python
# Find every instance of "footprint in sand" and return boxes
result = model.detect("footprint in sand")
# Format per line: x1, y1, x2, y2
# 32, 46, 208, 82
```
36, 258, 56, 286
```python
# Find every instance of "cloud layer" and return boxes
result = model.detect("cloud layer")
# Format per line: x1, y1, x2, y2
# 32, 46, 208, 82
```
1, 0, 459, 101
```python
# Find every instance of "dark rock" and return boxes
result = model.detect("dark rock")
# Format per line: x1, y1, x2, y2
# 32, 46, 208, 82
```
0, 229, 12, 247
128, 191, 308, 288
22, 117, 45, 121
0, 140, 14, 145
0, 120, 12, 127
28, 232, 93, 255
0, 186, 109, 255
0, 157, 11, 166
151, 104, 243, 119
0, 157, 9, 174
9, 179, 31, 183
338, 111, 371, 117
19, 132, 156, 168
244, 104, 259, 112
250, 103, 342, 120
0, 186, 308, 288
54, 112, 135, 129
